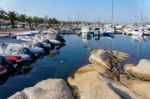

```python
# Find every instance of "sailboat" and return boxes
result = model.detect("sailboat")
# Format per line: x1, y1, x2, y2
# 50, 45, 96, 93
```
103, 0, 115, 35
129, 8, 144, 36
81, 26, 91, 39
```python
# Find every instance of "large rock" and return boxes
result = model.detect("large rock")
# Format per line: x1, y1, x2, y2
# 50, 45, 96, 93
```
124, 59, 150, 80
121, 76, 150, 99
8, 79, 74, 99
68, 64, 140, 99
74, 64, 106, 76
89, 49, 129, 69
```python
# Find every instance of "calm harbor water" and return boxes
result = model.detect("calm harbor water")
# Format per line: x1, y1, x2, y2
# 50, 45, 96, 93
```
0, 34, 150, 98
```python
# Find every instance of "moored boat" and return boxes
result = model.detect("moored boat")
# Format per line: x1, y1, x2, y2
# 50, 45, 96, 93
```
0, 64, 7, 75
4, 55, 23, 63
81, 26, 91, 39
0, 56, 8, 75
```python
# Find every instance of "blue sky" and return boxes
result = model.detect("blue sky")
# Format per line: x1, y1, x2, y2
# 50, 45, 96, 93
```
0, 0, 150, 23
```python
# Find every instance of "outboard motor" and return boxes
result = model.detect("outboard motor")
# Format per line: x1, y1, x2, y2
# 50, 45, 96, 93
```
0, 56, 13, 72
43, 39, 51, 44
0, 56, 6, 65
34, 42, 48, 51
12, 36, 17, 39
34, 42, 44, 48
18, 47, 35, 59
18, 47, 30, 54
56, 34, 65, 42
43, 39, 54, 50
59, 37, 65, 42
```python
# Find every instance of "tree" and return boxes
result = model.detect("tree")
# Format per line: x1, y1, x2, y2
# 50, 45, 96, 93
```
48, 17, 59, 26
0, 8, 7, 25
38, 18, 44, 24
7, 11, 17, 28
18, 14, 26, 22
32, 17, 45, 27
51, 17, 58, 24
33, 16, 38, 27
27, 16, 33, 29
0, 8, 6, 19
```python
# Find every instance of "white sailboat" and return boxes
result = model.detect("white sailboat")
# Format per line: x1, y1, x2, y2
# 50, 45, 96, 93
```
129, 8, 144, 36
81, 26, 90, 39
103, 0, 114, 35
93, 25, 101, 35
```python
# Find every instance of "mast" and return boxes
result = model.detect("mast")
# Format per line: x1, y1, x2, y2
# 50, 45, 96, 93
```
140, 10, 144, 26
99, 0, 101, 25
78, 9, 80, 25
112, 0, 114, 28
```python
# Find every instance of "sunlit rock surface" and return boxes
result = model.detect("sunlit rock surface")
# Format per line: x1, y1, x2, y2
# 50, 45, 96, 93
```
68, 49, 150, 99
121, 77, 150, 99
124, 59, 150, 80
8, 79, 74, 99
89, 49, 129, 69
68, 64, 141, 99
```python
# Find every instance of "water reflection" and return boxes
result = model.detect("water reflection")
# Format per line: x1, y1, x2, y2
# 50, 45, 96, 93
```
80, 33, 115, 51
0, 45, 65, 85
80, 33, 150, 63
47, 51, 60, 58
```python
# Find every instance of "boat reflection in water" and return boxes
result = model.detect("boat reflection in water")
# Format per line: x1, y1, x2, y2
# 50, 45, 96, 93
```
47, 44, 65, 58
0, 44, 65, 85
129, 35, 150, 58
80, 33, 150, 60
80, 33, 115, 50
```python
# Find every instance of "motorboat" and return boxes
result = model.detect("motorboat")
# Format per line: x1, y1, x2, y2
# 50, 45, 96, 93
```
4, 55, 23, 63
56, 34, 65, 43
0, 56, 8, 75
15, 31, 39, 37
28, 47, 44, 57
143, 29, 150, 36
129, 29, 143, 36
49, 39, 61, 46
42, 39, 55, 49
33, 42, 49, 52
33, 32, 62, 47
93, 26, 102, 35
81, 26, 91, 39
103, 26, 114, 35
42, 40, 52, 48
41, 30, 65, 43
0, 44, 33, 61
0, 64, 7, 75
13, 47, 35, 61
60, 26, 74, 34
103, 33, 114, 38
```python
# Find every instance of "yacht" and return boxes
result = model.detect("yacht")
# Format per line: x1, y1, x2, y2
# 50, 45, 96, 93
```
93, 26, 102, 35
129, 28, 143, 36
81, 26, 90, 39
103, 25, 114, 35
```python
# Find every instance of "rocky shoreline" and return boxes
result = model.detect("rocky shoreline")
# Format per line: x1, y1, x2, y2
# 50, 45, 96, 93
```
8, 79, 74, 99
9, 49, 150, 99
